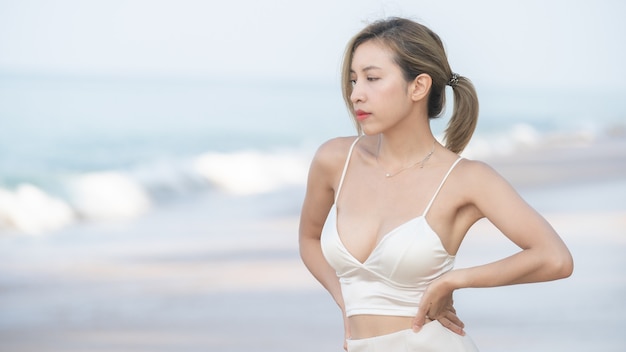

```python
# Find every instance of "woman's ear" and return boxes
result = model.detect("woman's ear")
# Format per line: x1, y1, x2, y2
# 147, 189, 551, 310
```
409, 73, 432, 101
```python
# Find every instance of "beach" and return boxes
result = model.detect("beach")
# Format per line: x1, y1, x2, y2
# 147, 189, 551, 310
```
1, 1, 625, 350
0, 135, 624, 352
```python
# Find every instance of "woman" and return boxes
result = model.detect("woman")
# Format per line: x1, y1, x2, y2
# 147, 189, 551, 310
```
298, 17, 573, 351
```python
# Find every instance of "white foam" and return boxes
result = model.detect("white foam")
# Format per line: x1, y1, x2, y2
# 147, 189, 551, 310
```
461, 123, 601, 159
0, 184, 76, 234
192, 150, 310, 196
68, 171, 151, 221
129, 158, 206, 199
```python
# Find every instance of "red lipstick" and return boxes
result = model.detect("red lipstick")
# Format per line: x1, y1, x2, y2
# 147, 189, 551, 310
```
355, 110, 370, 121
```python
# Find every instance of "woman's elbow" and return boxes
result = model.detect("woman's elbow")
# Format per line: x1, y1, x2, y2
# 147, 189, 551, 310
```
548, 249, 574, 280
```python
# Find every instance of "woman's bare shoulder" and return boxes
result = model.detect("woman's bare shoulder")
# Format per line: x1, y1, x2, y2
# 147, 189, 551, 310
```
452, 158, 515, 195
456, 157, 501, 177
311, 136, 360, 171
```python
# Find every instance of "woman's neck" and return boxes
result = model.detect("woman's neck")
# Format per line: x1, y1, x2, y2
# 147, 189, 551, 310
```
376, 123, 436, 165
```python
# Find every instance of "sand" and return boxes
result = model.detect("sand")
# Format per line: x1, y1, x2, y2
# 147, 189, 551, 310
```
0, 136, 625, 352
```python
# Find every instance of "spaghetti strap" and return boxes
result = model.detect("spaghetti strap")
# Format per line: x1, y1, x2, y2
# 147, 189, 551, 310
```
335, 136, 362, 203
423, 157, 463, 216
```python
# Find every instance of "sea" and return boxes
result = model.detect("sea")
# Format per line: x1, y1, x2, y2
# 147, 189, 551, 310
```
0, 73, 624, 235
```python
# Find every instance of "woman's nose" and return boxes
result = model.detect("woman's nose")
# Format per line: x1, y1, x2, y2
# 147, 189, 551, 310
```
350, 83, 364, 104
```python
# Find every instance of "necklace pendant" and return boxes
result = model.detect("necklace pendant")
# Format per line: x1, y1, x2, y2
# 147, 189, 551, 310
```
378, 139, 436, 179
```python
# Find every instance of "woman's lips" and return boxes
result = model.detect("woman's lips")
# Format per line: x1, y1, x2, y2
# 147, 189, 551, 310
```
355, 110, 370, 121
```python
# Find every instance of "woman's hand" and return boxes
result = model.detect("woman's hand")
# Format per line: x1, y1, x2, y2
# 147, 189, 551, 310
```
412, 275, 465, 335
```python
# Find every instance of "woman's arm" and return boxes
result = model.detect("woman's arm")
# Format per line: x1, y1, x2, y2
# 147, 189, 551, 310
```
455, 161, 573, 286
414, 160, 573, 326
299, 138, 354, 346
299, 138, 349, 323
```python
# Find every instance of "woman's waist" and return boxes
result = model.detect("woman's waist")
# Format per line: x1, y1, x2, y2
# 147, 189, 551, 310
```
349, 314, 433, 340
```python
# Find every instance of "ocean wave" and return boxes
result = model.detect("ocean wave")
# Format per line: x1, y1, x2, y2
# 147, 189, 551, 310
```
1, 124, 621, 236
0, 184, 76, 235
461, 122, 604, 159
68, 171, 152, 221
0, 149, 312, 235
192, 150, 310, 196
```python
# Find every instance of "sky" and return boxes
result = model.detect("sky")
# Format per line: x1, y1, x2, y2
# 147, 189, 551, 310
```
0, 0, 625, 93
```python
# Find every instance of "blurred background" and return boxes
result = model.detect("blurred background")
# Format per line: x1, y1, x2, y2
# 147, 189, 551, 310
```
0, 1, 625, 351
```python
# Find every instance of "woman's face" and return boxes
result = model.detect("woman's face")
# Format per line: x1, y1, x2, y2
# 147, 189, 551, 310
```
349, 40, 414, 135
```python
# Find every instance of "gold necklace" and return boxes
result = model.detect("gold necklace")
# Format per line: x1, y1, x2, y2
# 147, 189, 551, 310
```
378, 139, 436, 178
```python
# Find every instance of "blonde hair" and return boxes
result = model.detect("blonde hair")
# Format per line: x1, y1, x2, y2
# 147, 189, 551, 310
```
341, 17, 479, 154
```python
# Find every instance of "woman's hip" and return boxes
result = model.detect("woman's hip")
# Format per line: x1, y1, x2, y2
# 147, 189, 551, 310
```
346, 321, 479, 352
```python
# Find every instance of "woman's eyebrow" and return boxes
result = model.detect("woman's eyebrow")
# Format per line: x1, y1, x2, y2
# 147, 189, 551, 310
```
350, 65, 382, 74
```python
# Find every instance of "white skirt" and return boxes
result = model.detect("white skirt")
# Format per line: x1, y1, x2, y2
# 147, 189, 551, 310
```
346, 321, 479, 352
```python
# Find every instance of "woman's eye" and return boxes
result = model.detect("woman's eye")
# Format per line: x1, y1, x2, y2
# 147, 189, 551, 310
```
349, 79, 357, 86
367, 77, 379, 81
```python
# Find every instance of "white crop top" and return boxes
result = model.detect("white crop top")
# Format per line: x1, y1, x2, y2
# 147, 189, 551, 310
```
320, 136, 462, 317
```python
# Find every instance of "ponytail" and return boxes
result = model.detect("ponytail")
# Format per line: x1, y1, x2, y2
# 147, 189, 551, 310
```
444, 75, 479, 154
